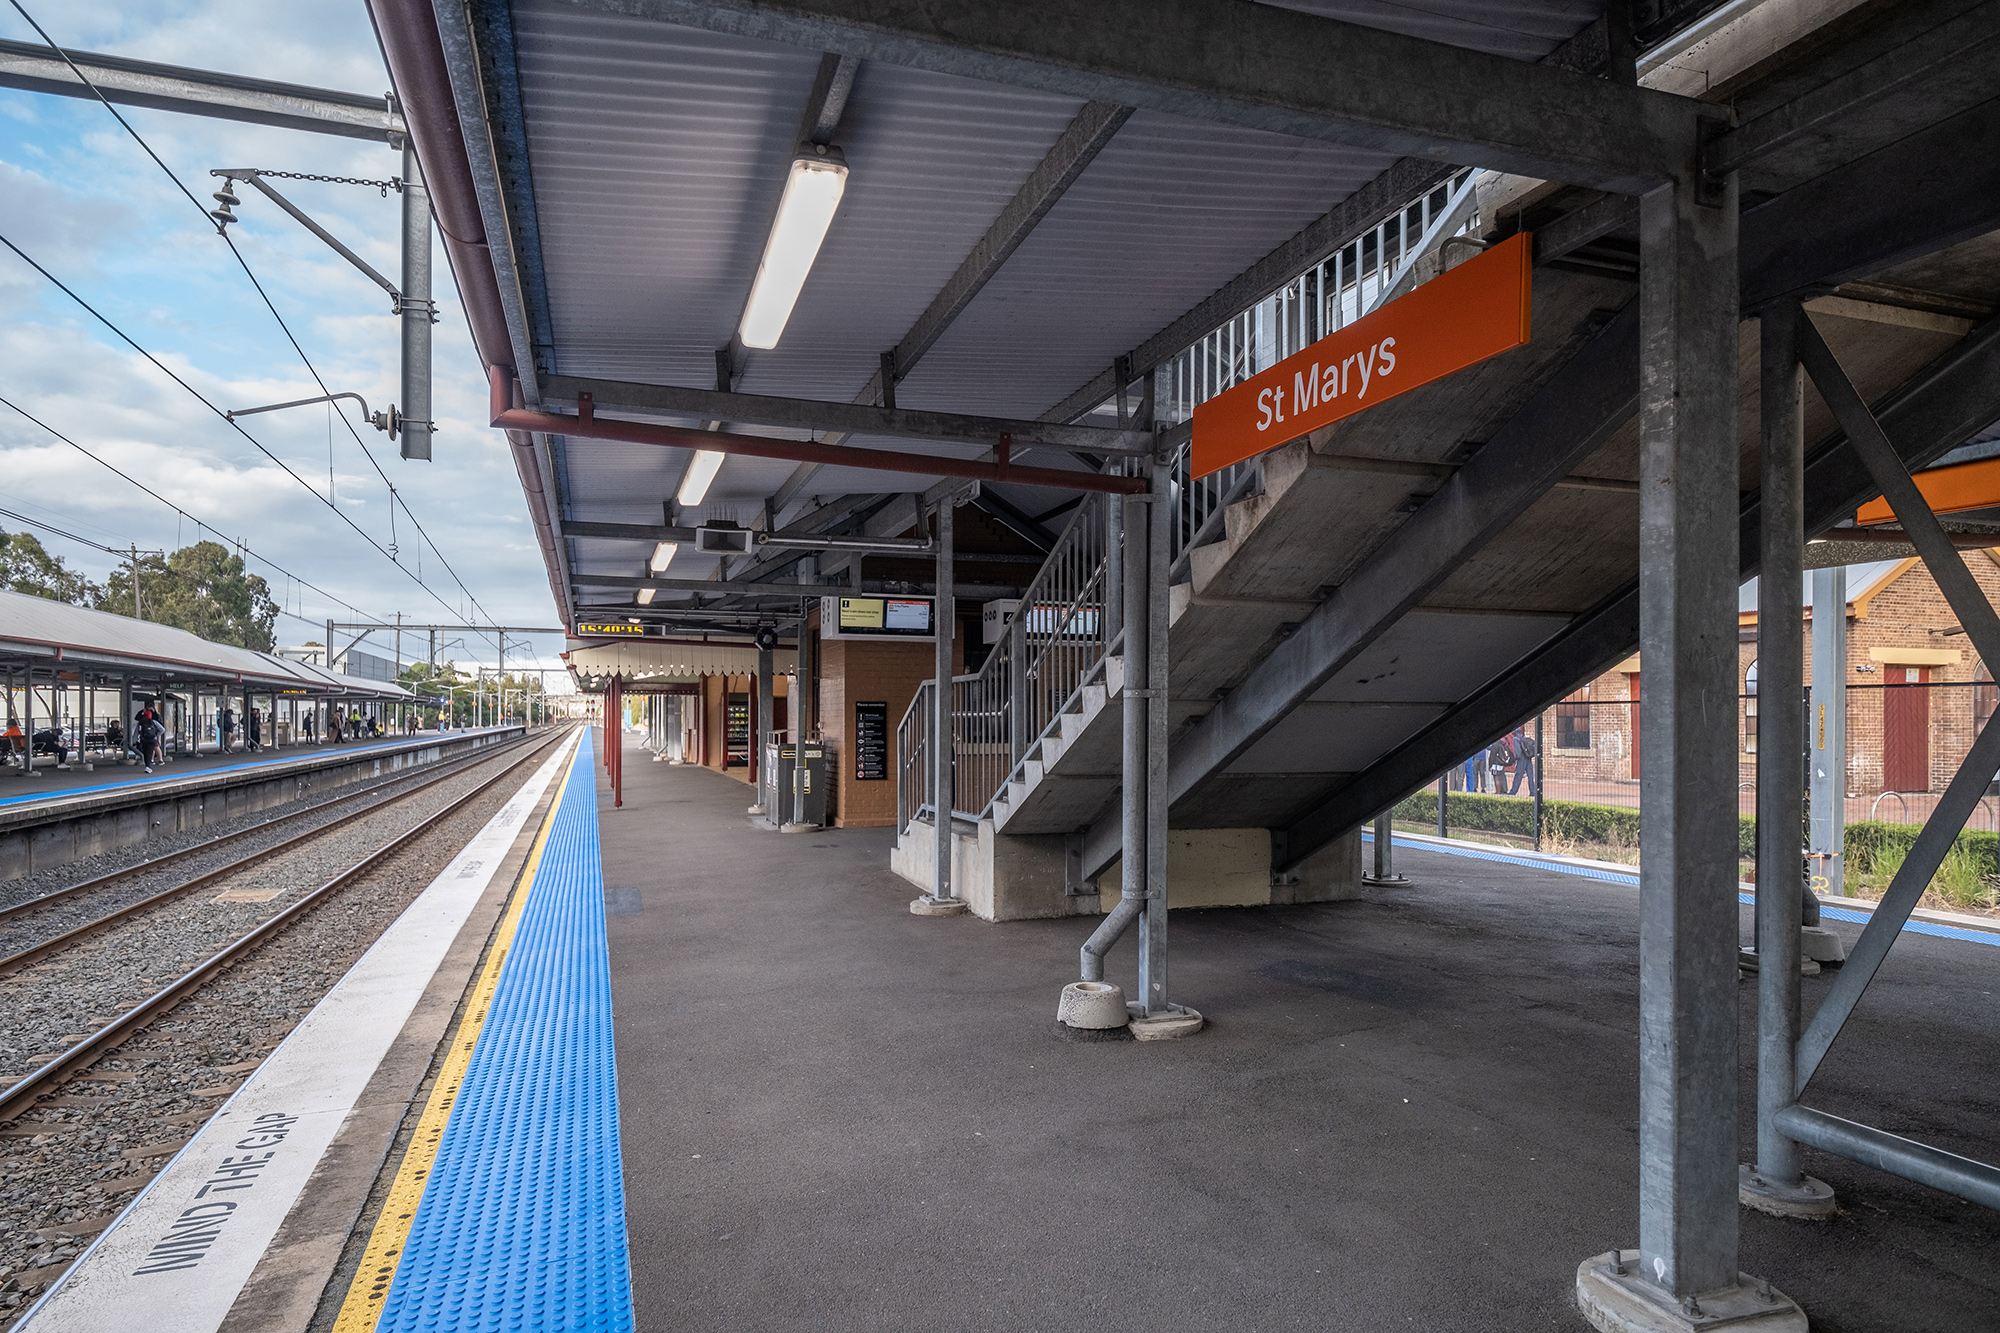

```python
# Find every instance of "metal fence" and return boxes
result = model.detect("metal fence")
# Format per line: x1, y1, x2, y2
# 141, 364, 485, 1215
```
1428, 680, 2000, 877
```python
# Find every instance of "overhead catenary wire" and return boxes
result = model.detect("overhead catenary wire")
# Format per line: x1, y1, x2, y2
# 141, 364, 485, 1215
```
4, 0, 501, 654
0, 391, 388, 626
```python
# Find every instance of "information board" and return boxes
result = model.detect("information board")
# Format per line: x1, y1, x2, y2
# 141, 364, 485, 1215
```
822, 595, 935, 641
853, 701, 889, 780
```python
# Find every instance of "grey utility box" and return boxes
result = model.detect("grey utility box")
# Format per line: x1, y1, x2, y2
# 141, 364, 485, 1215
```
762, 741, 828, 828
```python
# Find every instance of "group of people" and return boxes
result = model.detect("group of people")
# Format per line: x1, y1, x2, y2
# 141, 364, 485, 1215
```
1462, 724, 1540, 796
4, 699, 398, 776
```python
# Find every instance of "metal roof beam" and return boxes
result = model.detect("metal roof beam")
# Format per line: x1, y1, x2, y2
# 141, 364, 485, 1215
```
0, 38, 402, 141
606, 0, 1703, 192
539, 373, 1154, 454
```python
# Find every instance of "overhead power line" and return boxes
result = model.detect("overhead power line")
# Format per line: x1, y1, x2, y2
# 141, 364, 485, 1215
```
4, 0, 501, 650
0, 391, 389, 624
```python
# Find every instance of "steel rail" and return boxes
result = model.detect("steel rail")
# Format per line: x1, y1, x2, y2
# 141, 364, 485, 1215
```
0, 736, 528, 930
0, 728, 571, 1124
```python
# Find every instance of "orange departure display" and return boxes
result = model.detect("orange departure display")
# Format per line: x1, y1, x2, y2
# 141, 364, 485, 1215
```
1192, 231, 1533, 479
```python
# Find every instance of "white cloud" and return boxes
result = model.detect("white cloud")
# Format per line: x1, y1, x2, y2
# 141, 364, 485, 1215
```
0, 2, 569, 678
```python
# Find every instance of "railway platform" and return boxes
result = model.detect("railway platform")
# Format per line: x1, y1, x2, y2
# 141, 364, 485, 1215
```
12, 723, 1996, 1332
0, 727, 528, 884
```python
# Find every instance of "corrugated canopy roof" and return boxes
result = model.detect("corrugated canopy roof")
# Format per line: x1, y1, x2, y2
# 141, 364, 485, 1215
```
0, 588, 413, 698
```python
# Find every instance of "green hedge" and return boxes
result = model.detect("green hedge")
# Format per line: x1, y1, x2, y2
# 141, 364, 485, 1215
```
1391, 789, 1756, 853
1390, 791, 1996, 870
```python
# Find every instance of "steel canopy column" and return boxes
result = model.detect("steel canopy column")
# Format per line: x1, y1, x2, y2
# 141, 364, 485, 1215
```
1138, 451, 1170, 1014
1580, 164, 1802, 1329
398, 139, 433, 461
1742, 300, 1834, 1219
752, 633, 773, 816
1809, 568, 1847, 898
913, 498, 964, 913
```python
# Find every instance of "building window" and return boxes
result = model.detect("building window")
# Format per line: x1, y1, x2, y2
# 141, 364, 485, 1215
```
1555, 688, 1591, 750
1978, 662, 1995, 738
1744, 660, 1758, 754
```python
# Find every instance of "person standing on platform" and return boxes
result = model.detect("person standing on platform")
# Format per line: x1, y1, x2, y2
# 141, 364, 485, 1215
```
1506, 724, 1539, 797
2, 715, 21, 768
304, 710, 316, 745
219, 705, 236, 753
247, 707, 262, 753
1466, 746, 1490, 794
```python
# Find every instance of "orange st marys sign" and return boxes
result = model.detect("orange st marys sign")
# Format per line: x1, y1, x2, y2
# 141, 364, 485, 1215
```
1192, 231, 1533, 479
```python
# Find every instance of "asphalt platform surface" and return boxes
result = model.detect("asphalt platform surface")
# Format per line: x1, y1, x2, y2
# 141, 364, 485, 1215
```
598, 738, 2000, 1332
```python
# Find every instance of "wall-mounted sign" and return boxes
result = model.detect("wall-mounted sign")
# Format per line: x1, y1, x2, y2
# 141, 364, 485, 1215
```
853, 700, 889, 780
573, 621, 657, 637
820, 595, 935, 641
1191, 231, 1533, 479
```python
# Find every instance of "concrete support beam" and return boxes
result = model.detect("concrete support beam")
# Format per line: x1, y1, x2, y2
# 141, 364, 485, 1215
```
598, 0, 1701, 192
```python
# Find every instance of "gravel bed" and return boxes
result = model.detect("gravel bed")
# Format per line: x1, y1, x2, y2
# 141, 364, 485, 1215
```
0, 742, 527, 958
0, 739, 522, 912
0, 738, 552, 1320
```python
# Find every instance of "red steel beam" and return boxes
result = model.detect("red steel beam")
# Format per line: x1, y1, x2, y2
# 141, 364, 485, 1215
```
489, 369, 1146, 496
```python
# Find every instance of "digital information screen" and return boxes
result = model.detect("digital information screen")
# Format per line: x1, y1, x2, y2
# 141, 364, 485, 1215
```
822, 595, 935, 640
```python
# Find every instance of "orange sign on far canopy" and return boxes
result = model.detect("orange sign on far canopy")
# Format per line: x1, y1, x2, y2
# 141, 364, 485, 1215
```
1192, 231, 1533, 479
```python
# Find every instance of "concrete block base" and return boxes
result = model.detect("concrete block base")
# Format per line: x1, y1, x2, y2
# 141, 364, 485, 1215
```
1057, 981, 1129, 1029
1801, 925, 1846, 964
1738, 1164, 1837, 1219
1575, 1253, 1805, 1332
1129, 1005, 1204, 1041
1361, 873, 1410, 887
910, 895, 969, 917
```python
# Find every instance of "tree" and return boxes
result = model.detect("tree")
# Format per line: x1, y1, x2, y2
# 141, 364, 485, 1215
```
98, 541, 278, 650
0, 529, 100, 604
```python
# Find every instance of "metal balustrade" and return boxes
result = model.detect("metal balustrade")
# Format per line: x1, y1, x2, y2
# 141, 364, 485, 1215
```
896, 171, 1481, 832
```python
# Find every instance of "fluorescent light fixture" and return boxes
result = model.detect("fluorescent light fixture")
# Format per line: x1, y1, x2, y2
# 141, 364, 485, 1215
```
649, 541, 677, 573
637, 586, 656, 605
677, 450, 725, 506
737, 149, 848, 349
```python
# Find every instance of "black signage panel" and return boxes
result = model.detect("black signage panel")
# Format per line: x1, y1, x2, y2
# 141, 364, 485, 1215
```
853, 700, 889, 780
573, 621, 659, 637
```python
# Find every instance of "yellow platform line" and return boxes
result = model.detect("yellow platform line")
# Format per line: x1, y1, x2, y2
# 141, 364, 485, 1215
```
330, 743, 577, 1333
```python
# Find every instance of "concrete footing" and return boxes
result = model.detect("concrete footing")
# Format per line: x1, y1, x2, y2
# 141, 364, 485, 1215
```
1801, 925, 1846, 964
909, 894, 969, 917
1129, 1004, 1204, 1041
1057, 981, 1129, 1029
1575, 1253, 1805, 1332
1738, 1163, 1837, 1219
1361, 872, 1410, 887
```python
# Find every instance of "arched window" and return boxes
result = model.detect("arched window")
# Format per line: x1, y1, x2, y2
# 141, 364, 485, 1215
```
1744, 660, 1758, 754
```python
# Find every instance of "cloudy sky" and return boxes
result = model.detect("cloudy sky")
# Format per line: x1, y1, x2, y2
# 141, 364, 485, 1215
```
0, 1, 569, 681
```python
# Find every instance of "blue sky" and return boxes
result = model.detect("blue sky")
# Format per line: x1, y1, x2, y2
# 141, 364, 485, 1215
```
0, 1, 568, 681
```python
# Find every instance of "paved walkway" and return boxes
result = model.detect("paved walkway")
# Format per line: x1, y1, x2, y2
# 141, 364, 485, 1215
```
597, 732, 2000, 1331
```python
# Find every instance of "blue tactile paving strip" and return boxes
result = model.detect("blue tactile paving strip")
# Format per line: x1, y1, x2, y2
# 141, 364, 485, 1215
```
0, 730, 513, 809
1363, 831, 2000, 949
376, 728, 635, 1333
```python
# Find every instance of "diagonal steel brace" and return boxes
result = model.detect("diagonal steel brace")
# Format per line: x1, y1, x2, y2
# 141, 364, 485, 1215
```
1792, 308, 2000, 1092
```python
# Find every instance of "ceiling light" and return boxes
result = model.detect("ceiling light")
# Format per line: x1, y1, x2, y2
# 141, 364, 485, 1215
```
677, 450, 725, 506
650, 541, 677, 573
637, 586, 656, 605
738, 148, 848, 350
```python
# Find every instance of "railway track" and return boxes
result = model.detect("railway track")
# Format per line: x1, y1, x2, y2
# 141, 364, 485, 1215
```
0, 726, 569, 1125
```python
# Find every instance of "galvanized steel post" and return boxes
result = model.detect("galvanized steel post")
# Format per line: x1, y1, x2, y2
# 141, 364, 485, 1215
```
1632, 168, 1742, 1300
1751, 299, 1820, 1203
933, 500, 956, 900
398, 139, 433, 460
1138, 448, 1171, 1013
1809, 567, 1847, 898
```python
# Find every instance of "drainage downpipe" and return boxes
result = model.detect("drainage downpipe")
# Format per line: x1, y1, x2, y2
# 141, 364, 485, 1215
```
370, 0, 570, 618
1081, 897, 1142, 982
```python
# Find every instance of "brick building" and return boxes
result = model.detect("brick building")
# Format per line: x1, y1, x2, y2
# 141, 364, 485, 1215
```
1543, 553, 2000, 800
